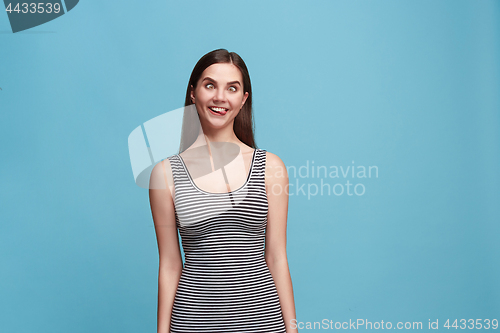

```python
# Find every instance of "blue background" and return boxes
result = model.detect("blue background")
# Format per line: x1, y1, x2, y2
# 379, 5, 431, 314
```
1, 0, 499, 332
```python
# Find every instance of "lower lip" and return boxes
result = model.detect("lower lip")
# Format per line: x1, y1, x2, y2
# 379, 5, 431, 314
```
209, 108, 227, 116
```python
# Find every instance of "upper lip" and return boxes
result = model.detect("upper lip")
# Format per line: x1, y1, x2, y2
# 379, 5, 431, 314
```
209, 106, 229, 110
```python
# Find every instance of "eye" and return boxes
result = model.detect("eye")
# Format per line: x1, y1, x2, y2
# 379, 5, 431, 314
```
205, 83, 214, 89
228, 86, 237, 92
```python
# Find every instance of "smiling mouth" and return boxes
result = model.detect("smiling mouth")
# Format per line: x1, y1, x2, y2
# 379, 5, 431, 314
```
209, 106, 228, 116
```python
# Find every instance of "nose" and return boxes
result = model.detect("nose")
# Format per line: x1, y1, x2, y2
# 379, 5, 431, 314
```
213, 87, 227, 103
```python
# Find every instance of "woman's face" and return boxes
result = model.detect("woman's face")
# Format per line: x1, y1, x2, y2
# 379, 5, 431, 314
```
191, 63, 249, 131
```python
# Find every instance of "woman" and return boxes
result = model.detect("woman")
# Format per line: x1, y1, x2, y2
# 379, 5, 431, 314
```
149, 49, 298, 332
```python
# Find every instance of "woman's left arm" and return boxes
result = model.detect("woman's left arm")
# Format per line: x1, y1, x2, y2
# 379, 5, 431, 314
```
265, 151, 298, 333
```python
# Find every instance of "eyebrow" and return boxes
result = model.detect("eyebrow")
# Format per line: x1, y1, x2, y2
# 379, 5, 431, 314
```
202, 76, 241, 86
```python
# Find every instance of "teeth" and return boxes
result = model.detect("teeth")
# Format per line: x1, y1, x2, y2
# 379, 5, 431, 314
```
210, 107, 227, 112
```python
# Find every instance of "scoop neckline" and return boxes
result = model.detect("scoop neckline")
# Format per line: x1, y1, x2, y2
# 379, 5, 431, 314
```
176, 148, 257, 195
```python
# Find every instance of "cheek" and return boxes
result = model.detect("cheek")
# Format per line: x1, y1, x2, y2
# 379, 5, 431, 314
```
196, 87, 213, 101
230, 94, 245, 106
196, 90, 208, 102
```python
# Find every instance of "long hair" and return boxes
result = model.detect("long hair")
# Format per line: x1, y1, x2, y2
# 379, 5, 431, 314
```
181, 49, 256, 150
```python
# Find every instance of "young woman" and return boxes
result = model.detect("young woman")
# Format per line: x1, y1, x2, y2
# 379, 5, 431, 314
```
149, 49, 298, 332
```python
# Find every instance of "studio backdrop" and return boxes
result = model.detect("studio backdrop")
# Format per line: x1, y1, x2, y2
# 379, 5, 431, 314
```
1, 0, 499, 332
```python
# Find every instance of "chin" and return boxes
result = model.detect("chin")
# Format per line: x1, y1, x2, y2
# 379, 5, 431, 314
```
207, 120, 231, 129
201, 116, 232, 130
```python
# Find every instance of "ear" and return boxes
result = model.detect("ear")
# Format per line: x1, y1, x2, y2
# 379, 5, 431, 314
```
241, 91, 249, 108
190, 85, 195, 103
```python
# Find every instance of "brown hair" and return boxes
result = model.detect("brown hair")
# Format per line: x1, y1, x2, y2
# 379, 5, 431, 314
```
184, 49, 256, 148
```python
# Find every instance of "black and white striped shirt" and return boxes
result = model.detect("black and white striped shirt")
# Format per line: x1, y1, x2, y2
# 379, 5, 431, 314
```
168, 148, 286, 333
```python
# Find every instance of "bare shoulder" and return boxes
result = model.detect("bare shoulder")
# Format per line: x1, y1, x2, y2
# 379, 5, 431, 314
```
149, 157, 174, 191
151, 157, 172, 177
265, 151, 285, 168
265, 151, 288, 181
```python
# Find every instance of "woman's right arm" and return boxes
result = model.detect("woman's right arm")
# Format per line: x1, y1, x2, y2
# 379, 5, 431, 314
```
149, 159, 183, 333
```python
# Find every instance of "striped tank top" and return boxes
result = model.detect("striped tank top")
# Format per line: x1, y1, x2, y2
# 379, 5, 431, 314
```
167, 148, 287, 332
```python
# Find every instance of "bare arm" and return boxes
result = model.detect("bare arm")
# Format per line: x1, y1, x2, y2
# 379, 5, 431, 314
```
264, 152, 298, 333
149, 159, 183, 333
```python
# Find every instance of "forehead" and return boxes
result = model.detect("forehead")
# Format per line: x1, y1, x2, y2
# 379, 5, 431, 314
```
200, 63, 243, 83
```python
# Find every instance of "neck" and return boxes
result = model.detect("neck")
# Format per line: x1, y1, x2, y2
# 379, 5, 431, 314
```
197, 120, 240, 145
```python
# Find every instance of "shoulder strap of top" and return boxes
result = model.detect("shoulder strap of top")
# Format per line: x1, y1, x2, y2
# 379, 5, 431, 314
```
166, 154, 189, 187
252, 148, 267, 180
